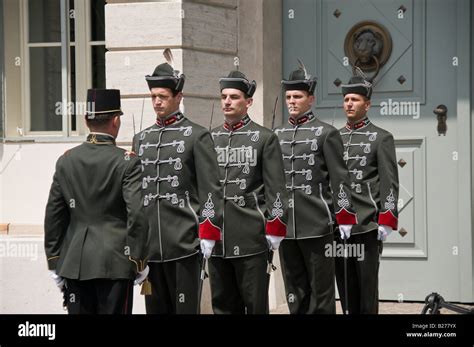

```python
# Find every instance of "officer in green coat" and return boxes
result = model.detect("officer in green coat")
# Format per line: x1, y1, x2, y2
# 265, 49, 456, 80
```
335, 74, 399, 314
275, 65, 357, 314
44, 89, 149, 314
132, 61, 223, 314
210, 71, 288, 314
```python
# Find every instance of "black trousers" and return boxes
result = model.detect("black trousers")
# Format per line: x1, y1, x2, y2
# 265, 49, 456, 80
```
145, 254, 202, 314
65, 279, 133, 314
279, 234, 336, 314
335, 229, 382, 314
209, 252, 269, 314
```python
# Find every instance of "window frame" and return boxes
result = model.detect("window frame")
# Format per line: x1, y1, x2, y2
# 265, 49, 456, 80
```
0, 0, 4, 140
12, 0, 105, 141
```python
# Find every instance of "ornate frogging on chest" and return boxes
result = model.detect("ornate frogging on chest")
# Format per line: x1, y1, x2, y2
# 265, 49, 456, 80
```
141, 173, 180, 190
351, 182, 363, 194
212, 129, 261, 143
340, 130, 378, 158
276, 125, 324, 190
280, 138, 319, 153
277, 126, 324, 158
275, 125, 323, 137
212, 127, 261, 178
144, 192, 178, 207
343, 151, 368, 166
215, 141, 258, 170
139, 139, 187, 156
276, 125, 323, 146
286, 183, 312, 195
138, 125, 193, 156
139, 125, 193, 141
137, 123, 196, 207
341, 129, 378, 181
340, 130, 378, 150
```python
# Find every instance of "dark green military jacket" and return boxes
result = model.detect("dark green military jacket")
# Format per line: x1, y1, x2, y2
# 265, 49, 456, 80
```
275, 112, 357, 239
44, 133, 148, 280
132, 111, 223, 262
211, 115, 288, 258
339, 117, 399, 233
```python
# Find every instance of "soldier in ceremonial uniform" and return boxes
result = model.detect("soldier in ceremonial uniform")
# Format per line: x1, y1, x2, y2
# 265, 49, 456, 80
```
275, 65, 357, 314
210, 71, 288, 314
45, 89, 149, 314
132, 60, 223, 314
335, 74, 399, 314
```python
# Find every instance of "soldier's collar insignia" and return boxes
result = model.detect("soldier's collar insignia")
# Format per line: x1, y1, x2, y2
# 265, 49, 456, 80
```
156, 111, 184, 128
289, 111, 315, 126
86, 133, 116, 145
223, 114, 251, 131
346, 117, 371, 131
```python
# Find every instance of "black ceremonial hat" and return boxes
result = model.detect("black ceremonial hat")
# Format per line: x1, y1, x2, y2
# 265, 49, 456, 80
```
219, 71, 257, 98
341, 75, 373, 99
281, 60, 317, 95
85, 89, 123, 120
146, 63, 185, 92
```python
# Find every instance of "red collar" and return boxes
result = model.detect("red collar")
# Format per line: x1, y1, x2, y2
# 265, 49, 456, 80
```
346, 117, 371, 130
156, 112, 184, 127
289, 112, 315, 126
223, 115, 251, 131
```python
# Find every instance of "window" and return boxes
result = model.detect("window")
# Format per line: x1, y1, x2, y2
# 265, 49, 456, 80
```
90, 0, 105, 89
27, 0, 75, 132
0, 0, 4, 139
9, 0, 106, 138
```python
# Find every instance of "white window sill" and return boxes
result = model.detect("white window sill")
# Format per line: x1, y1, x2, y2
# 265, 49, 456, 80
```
3, 136, 86, 144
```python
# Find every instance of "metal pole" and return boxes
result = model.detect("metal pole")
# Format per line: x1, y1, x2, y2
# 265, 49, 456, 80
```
343, 237, 349, 314
196, 255, 208, 314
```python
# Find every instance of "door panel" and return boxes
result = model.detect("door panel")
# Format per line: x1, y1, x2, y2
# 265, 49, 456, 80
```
323, 0, 423, 105
283, 0, 465, 301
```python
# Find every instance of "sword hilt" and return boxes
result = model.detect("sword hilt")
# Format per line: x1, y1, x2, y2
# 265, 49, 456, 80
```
267, 250, 277, 274
200, 257, 209, 281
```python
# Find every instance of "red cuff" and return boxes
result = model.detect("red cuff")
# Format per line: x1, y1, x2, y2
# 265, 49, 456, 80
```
378, 210, 398, 230
265, 217, 286, 237
335, 208, 358, 225
199, 219, 222, 241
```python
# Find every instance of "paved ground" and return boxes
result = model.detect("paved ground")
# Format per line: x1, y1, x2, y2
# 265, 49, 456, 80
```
272, 301, 474, 314
1, 234, 472, 314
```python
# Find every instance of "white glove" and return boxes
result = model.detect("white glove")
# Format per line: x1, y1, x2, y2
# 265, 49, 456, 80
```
49, 270, 65, 290
265, 235, 284, 250
339, 224, 352, 240
134, 265, 149, 286
377, 225, 392, 241
200, 239, 216, 259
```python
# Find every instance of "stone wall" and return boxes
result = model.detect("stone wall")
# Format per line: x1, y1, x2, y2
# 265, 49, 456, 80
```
104, 0, 286, 312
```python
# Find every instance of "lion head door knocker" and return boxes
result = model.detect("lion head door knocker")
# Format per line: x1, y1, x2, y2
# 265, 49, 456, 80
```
344, 21, 393, 82
434, 105, 448, 136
